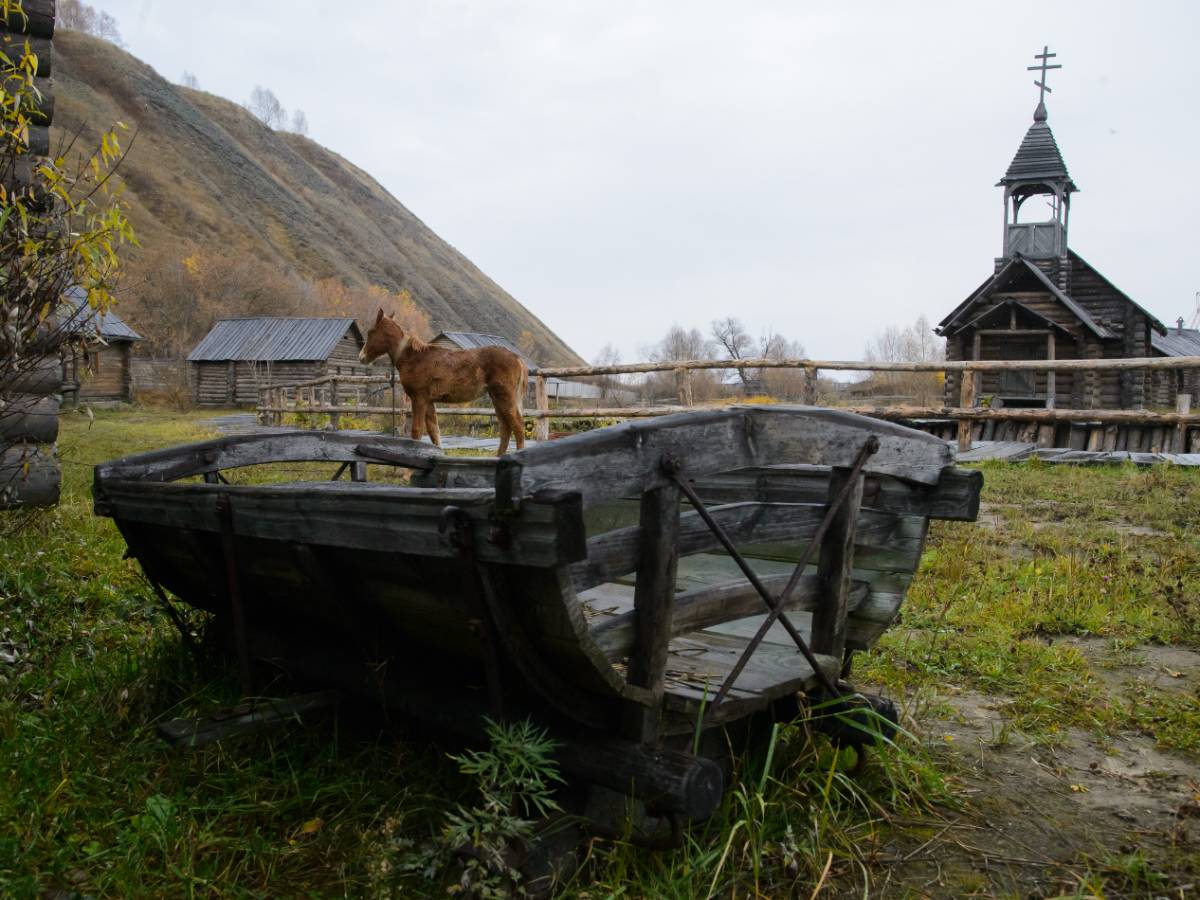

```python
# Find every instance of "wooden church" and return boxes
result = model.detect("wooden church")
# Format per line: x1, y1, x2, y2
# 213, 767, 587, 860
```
936, 48, 1179, 411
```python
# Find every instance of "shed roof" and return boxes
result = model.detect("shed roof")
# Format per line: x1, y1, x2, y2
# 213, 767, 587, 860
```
188, 317, 361, 362
1152, 326, 1200, 357
61, 285, 142, 342
433, 331, 534, 366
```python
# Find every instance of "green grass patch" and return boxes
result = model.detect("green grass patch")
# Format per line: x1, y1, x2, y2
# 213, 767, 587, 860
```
2, 412, 1198, 895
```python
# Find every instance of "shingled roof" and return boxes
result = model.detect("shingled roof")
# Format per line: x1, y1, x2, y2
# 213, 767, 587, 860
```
998, 109, 1077, 191
60, 285, 142, 342
188, 318, 361, 362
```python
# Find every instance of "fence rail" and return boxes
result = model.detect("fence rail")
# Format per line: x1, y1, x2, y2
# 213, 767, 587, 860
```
257, 355, 1200, 454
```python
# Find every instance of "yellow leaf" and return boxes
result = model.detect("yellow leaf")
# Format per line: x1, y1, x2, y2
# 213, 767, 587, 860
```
298, 817, 323, 836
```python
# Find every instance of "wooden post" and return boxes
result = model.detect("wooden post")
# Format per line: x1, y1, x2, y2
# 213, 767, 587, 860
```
956, 367, 977, 453
1175, 394, 1191, 454
534, 373, 550, 442
809, 466, 864, 662
674, 368, 694, 407
1046, 333, 1056, 410
623, 479, 682, 744
802, 366, 818, 405
329, 379, 340, 430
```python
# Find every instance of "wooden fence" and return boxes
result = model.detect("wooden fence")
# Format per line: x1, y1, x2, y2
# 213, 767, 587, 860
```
257, 355, 1200, 455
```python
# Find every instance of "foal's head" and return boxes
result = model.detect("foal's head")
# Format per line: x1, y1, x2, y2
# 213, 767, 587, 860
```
359, 309, 407, 364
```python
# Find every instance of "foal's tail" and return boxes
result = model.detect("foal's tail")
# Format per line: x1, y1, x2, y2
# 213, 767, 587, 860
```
517, 361, 529, 413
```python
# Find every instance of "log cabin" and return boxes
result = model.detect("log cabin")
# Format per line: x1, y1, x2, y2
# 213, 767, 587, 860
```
60, 286, 143, 404
188, 317, 373, 407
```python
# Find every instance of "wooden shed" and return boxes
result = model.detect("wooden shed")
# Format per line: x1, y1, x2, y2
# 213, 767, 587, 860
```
60, 286, 143, 404
1148, 322, 1200, 408
188, 317, 370, 407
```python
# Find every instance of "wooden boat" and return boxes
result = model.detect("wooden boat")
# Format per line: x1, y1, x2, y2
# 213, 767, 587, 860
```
94, 406, 980, 820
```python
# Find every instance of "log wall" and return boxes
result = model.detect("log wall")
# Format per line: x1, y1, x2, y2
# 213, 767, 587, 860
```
0, 1, 58, 510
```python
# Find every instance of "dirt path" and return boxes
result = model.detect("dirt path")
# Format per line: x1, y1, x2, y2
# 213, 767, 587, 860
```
879, 643, 1200, 897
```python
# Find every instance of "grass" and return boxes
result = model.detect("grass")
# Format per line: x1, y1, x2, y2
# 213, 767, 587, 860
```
2, 408, 1199, 896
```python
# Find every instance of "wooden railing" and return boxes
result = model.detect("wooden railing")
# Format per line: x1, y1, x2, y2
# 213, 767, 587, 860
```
257, 355, 1200, 454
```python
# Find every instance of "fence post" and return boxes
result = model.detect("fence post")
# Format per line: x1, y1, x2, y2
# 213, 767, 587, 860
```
802, 366, 818, 405
1175, 393, 1191, 454
956, 366, 977, 453
329, 379, 340, 430
674, 368, 693, 406
534, 373, 550, 442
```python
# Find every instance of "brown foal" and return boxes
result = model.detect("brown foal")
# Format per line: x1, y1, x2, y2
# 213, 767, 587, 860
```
359, 310, 528, 455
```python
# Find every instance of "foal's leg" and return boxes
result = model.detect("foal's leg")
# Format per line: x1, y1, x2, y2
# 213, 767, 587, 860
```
425, 406, 441, 448
409, 396, 426, 442
489, 386, 511, 456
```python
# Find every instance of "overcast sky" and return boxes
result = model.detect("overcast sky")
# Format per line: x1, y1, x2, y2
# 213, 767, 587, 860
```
100, 1, 1199, 363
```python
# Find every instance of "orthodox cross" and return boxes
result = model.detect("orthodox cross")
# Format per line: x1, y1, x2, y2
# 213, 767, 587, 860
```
1028, 45, 1061, 105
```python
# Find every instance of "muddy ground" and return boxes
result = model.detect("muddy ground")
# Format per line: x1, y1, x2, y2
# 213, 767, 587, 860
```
880, 643, 1198, 897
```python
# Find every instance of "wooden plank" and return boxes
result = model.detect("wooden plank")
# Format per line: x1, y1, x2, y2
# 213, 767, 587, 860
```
810, 467, 863, 661
534, 374, 549, 442
95, 481, 586, 568
496, 406, 953, 514
691, 465, 980, 522
591, 573, 870, 659
95, 430, 444, 482
571, 501, 897, 592
538, 354, 1200, 379
956, 369, 977, 453
623, 483, 681, 741
156, 691, 339, 748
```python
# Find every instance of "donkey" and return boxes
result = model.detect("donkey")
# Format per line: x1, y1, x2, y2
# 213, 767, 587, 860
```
359, 310, 529, 455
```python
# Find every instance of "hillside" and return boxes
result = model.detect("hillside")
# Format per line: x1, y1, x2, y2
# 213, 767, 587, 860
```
50, 30, 583, 365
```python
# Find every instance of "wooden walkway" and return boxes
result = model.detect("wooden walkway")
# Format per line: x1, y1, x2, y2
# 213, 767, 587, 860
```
956, 440, 1200, 466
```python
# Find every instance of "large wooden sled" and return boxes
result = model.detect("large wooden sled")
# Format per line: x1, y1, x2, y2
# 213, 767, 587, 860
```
94, 406, 980, 821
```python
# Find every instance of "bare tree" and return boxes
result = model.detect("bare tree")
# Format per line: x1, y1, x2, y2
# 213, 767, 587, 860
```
247, 85, 288, 130
862, 314, 945, 404
289, 109, 309, 136
593, 343, 623, 402
711, 317, 756, 393
58, 0, 124, 45
180, 71, 200, 90
759, 329, 808, 399
644, 325, 719, 402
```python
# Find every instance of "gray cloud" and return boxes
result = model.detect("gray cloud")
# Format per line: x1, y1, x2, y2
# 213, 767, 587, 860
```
105, 0, 1200, 361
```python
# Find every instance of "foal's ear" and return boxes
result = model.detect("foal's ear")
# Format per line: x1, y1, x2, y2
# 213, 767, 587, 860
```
386, 311, 396, 320
374, 308, 385, 325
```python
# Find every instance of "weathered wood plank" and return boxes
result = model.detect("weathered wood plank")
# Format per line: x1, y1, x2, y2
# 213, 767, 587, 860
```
570, 501, 898, 592
623, 483, 681, 741
94, 481, 585, 567
591, 573, 870, 659
497, 407, 952, 514
810, 467, 863, 661
95, 431, 444, 482
690, 465, 981, 522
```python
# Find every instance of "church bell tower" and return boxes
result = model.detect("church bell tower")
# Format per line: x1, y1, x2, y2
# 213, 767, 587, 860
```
998, 46, 1077, 267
